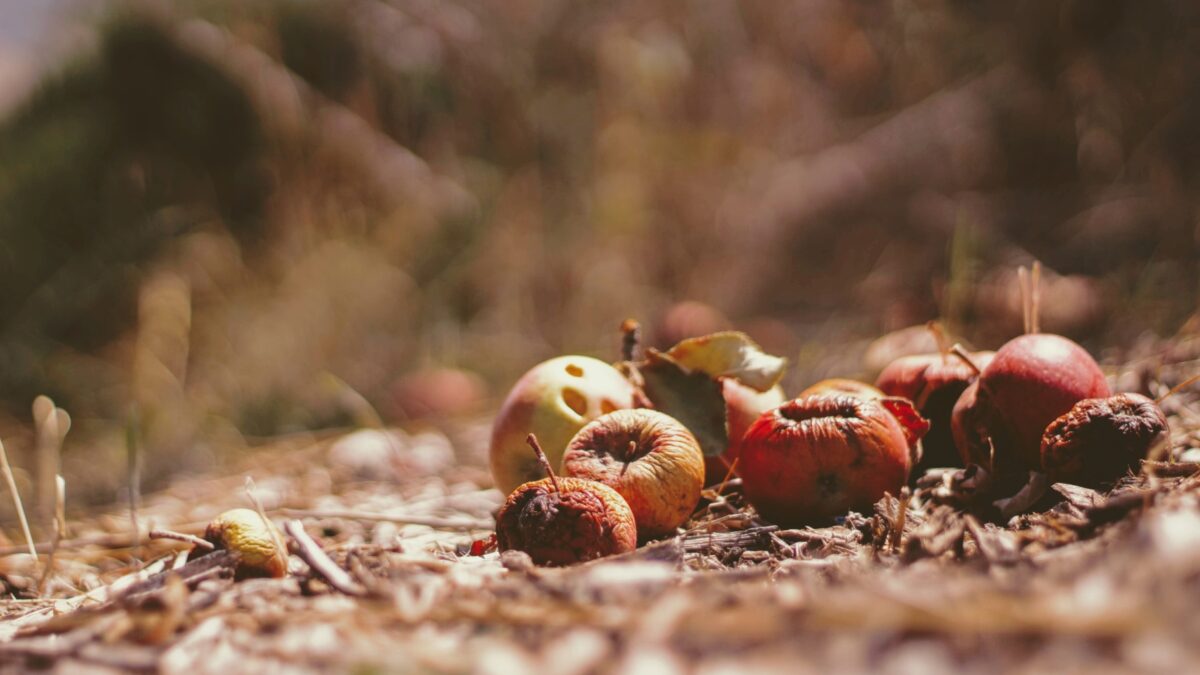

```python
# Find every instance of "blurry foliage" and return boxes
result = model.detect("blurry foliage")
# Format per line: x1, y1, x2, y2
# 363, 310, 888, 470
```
0, 0, 1198, 502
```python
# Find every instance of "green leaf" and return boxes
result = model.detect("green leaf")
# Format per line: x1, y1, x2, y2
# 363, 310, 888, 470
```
638, 350, 728, 458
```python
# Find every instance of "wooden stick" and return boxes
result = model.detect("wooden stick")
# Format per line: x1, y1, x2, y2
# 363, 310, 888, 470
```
0, 438, 37, 558
149, 529, 215, 552
283, 520, 365, 596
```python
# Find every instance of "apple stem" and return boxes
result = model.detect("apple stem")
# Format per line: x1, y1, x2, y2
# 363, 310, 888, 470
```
620, 319, 641, 362
1018, 265, 1031, 335
926, 320, 950, 358
526, 434, 560, 492
1156, 373, 1200, 405
619, 440, 637, 477
949, 343, 983, 377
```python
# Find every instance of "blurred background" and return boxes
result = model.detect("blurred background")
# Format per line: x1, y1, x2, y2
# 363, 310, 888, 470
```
0, 0, 1197, 507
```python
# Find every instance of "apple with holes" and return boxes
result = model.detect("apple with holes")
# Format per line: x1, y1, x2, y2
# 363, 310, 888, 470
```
489, 356, 637, 494
739, 394, 926, 526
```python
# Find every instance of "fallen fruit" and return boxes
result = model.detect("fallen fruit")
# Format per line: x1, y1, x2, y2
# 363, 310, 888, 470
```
1041, 393, 1169, 488
495, 435, 637, 566
876, 350, 994, 469
203, 508, 288, 579
562, 408, 705, 539
489, 355, 638, 495
704, 378, 787, 485
739, 394, 918, 526
952, 333, 1109, 477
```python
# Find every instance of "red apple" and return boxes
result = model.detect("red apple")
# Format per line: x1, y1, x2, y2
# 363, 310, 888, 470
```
952, 334, 1109, 477
739, 394, 917, 526
876, 351, 995, 469
703, 379, 788, 485
489, 356, 637, 495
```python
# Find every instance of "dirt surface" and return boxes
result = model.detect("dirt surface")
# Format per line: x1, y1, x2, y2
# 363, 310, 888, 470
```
1, 353, 1200, 674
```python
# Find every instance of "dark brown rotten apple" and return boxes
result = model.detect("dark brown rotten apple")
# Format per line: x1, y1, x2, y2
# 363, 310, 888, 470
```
1041, 393, 1169, 488
495, 435, 637, 566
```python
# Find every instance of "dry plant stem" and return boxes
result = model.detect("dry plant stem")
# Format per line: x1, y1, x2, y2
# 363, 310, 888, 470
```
1157, 373, 1200, 405
0, 438, 37, 559
526, 434, 560, 492
150, 529, 215, 552
278, 508, 493, 530
126, 411, 143, 563
32, 397, 63, 525
1030, 260, 1041, 334
37, 475, 67, 594
949, 344, 983, 377
714, 457, 741, 499
244, 476, 289, 565
282, 520, 365, 596
1018, 266, 1031, 334
927, 321, 950, 356
621, 318, 642, 362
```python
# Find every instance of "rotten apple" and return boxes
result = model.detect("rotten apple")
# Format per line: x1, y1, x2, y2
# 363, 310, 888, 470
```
495, 436, 638, 566
703, 378, 788, 485
952, 333, 1109, 478
1041, 393, 1169, 488
876, 350, 995, 469
739, 394, 921, 527
489, 355, 638, 495
561, 408, 705, 539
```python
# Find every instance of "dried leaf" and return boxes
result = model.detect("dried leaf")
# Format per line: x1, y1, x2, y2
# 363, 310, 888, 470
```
879, 397, 930, 465
639, 351, 727, 457
663, 331, 786, 392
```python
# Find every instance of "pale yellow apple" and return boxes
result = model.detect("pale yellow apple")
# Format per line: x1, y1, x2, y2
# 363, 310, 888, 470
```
489, 355, 637, 494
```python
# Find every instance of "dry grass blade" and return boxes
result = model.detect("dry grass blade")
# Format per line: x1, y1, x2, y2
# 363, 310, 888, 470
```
278, 508, 493, 531
0, 437, 37, 559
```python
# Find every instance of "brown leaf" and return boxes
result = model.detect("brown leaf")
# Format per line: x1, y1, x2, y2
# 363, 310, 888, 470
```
639, 351, 728, 457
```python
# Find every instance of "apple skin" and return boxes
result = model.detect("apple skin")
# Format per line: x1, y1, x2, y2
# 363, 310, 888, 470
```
489, 356, 637, 495
876, 351, 995, 469
703, 379, 788, 485
952, 334, 1109, 476
739, 394, 912, 527
562, 409, 705, 539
